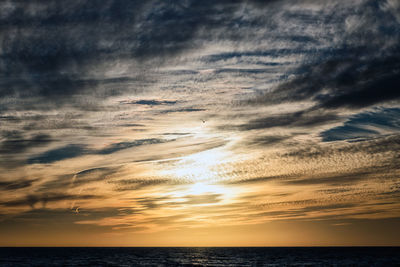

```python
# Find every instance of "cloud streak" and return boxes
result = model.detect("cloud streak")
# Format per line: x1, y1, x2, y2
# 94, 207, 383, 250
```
0, 0, 400, 245
28, 138, 173, 164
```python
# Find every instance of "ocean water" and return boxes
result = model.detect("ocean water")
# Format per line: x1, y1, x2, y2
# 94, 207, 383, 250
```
0, 247, 399, 266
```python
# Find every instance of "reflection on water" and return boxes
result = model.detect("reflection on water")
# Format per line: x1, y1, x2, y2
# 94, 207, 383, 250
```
1, 247, 399, 266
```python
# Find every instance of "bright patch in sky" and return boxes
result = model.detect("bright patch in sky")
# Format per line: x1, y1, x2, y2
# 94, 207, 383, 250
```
0, 0, 400, 246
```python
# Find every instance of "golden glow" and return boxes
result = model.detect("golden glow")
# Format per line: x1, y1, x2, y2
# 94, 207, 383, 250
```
170, 181, 238, 204
160, 147, 234, 181
188, 182, 225, 195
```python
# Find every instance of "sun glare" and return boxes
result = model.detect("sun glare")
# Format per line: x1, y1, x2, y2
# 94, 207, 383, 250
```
188, 182, 228, 195
155, 147, 241, 205
161, 147, 232, 181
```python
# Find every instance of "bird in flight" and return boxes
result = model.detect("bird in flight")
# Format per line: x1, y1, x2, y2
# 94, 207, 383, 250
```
74, 207, 80, 214
201, 119, 206, 123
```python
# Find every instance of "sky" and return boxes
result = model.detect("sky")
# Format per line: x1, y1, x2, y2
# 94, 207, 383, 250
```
0, 0, 400, 246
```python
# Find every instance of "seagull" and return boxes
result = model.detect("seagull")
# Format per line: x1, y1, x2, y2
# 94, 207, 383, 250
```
74, 207, 79, 214
201, 119, 206, 123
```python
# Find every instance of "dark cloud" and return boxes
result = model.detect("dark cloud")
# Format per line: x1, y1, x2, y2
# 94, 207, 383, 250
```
27, 138, 173, 164
316, 54, 400, 109
1, 0, 398, 115
0, 207, 137, 234
160, 108, 206, 114
27, 144, 87, 164
120, 99, 178, 106
240, 0, 400, 119
245, 48, 400, 109
72, 167, 122, 187
1, 113, 95, 132
1, 193, 102, 208
244, 135, 291, 147
97, 138, 170, 155
0, 178, 38, 191
203, 49, 311, 63
76, 167, 112, 176
215, 68, 280, 74
0, 0, 280, 111
321, 125, 379, 143
283, 135, 400, 160
134, 196, 172, 210
0, 115, 21, 123
162, 132, 191, 136
321, 108, 400, 142
0, 132, 52, 154
0, 132, 53, 168
0, 0, 151, 103
235, 110, 338, 131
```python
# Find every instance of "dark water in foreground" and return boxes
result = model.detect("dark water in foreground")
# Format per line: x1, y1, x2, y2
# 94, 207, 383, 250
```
1, 247, 399, 266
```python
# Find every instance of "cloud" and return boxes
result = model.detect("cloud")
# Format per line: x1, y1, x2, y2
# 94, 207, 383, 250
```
0, 132, 52, 154
27, 144, 87, 164
0, 0, 281, 112
221, 174, 297, 185
0, 193, 102, 208
97, 138, 170, 155
317, 55, 400, 109
238, 1, 400, 123
282, 135, 400, 160
134, 196, 172, 210
321, 125, 379, 143
0, 207, 134, 234
244, 135, 291, 147
120, 99, 178, 106
0, 0, 400, 239
235, 110, 339, 131
27, 138, 173, 164
281, 170, 377, 186
182, 194, 222, 205
0, 0, 151, 102
321, 108, 400, 142
39, 167, 120, 191
0, 178, 38, 191
160, 108, 206, 114
0, 132, 53, 168
245, 49, 400, 110
112, 178, 185, 191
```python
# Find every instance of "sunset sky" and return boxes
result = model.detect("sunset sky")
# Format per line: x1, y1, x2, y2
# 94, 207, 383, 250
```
1, 0, 400, 246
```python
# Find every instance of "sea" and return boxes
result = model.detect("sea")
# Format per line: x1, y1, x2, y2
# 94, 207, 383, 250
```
0, 247, 399, 266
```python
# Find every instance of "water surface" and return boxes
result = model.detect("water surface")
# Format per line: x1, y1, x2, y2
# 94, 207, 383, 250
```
1, 247, 399, 266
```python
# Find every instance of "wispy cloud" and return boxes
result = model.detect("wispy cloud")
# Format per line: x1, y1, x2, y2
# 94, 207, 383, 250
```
1, 193, 102, 208
27, 138, 174, 164
0, 0, 400, 244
